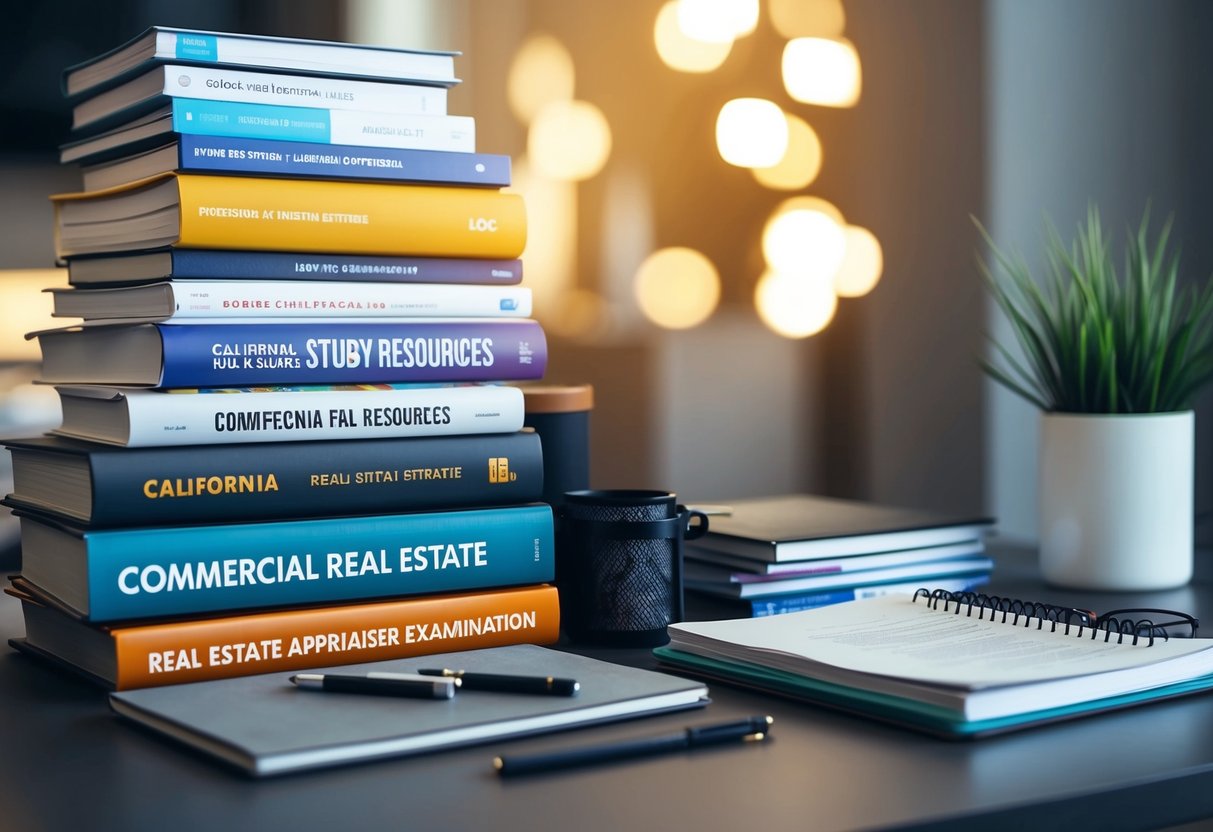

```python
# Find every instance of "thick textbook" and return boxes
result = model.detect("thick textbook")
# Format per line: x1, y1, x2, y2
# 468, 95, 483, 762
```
72, 64, 447, 133
50, 281, 532, 322
52, 173, 525, 259
3, 431, 543, 527
53, 383, 525, 446
11, 583, 560, 690
693, 494, 994, 563
66, 250, 522, 287
81, 135, 510, 192
64, 26, 459, 98
659, 593, 1213, 737
108, 644, 709, 776
16, 503, 554, 621
34, 319, 547, 387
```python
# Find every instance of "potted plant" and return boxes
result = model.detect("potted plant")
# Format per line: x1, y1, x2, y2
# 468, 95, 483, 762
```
978, 207, 1213, 589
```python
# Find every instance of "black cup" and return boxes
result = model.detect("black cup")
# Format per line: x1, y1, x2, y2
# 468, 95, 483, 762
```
556, 489, 708, 646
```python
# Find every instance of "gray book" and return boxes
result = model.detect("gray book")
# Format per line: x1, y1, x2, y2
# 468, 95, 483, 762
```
109, 644, 709, 776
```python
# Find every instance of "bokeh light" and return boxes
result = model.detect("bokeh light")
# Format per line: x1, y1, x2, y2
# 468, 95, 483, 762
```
755, 269, 838, 338
762, 204, 846, 276
716, 98, 788, 168
769, 0, 846, 39
783, 37, 861, 107
507, 35, 575, 125
752, 113, 823, 190
834, 225, 884, 297
654, 1, 732, 72
677, 0, 759, 42
528, 100, 613, 181
633, 247, 721, 329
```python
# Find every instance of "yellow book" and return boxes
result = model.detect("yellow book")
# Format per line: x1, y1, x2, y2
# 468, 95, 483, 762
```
53, 173, 527, 259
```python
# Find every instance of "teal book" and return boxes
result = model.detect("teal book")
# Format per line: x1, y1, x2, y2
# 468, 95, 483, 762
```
17, 504, 553, 622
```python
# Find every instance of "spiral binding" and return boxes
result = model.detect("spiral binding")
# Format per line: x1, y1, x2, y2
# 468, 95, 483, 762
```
911, 588, 1166, 646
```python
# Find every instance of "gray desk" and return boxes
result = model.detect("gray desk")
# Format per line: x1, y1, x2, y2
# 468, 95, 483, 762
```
3, 545, 1213, 831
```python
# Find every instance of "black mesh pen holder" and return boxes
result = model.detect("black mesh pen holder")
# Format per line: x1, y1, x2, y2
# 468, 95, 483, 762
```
556, 489, 709, 647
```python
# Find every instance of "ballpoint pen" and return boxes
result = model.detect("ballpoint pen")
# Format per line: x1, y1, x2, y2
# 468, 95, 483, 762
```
492, 715, 774, 776
417, 668, 580, 696
289, 672, 459, 699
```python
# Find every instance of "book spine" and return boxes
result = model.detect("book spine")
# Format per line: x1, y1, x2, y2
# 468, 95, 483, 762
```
167, 250, 523, 284
85, 430, 543, 527
97, 384, 526, 446
175, 134, 510, 186
158, 281, 532, 320
172, 99, 475, 153
157, 319, 546, 386
175, 174, 522, 258
748, 575, 991, 617
78, 504, 554, 621
111, 584, 560, 689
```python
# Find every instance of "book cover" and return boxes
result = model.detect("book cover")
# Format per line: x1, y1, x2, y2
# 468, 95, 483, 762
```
14, 583, 561, 690
73, 64, 448, 133
51, 281, 533, 322
745, 574, 990, 617
64, 27, 459, 98
4, 431, 543, 527
53, 173, 522, 259
695, 494, 995, 563
686, 539, 989, 578
67, 250, 523, 287
35, 319, 547, 387
107, 644, 708, 776
53, 383, 525, 446
81, 135, 511, 192
683, 556, 994, 599
17, 503, 554, 621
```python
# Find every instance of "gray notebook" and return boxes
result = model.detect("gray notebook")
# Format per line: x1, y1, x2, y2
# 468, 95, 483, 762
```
109, 644, 709, 776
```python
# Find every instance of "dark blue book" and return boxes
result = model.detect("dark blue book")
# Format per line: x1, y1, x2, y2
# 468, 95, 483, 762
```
80, 135, 510, 192
67, 249, 523, 287
16, 503, 554, 622
35, 319, 547, 387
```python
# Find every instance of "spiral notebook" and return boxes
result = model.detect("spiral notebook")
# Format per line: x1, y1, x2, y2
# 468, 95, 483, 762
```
655, 591, 1213, 738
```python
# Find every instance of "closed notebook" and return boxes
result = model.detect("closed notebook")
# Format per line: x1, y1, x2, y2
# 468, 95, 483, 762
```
108, 644, 709, 776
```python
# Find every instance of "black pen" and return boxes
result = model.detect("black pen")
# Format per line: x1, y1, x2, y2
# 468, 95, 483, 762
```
417, 668, 580, 696
493, 715, 774, 776
289, 672, 458, 699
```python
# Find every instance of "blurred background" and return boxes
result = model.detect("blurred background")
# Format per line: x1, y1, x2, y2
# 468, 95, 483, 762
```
1, 0, 1211, 548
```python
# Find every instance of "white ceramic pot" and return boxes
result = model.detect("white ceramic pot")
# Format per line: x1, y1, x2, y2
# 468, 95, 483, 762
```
1038, 410, 1194, 590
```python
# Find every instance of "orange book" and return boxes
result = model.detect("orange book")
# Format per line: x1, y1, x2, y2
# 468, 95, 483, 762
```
52, 172, 527, 259
14, 584, 559, 690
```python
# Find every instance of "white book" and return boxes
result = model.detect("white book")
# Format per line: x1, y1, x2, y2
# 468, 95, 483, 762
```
52, 383, 525, 447
50, 281, 532, 322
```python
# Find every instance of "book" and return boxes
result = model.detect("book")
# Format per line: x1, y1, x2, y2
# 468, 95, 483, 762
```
10, 583, 560, 690
657, 592, 1213, 738
52, 383, 525, 446
15, 502, 554, 621
34, 319, 547, 387
3, 431, 543, 527
61, 100, 477, 165
66, 250, 522, 287
80, 135, 511, 192
52, 173, 523, 259
684, 555, 994, 599
686, 539, 989, 577
692, 494, 994, 563
50, 281, 532, 322
742, 575, 990, 617
72, 65, 448, 133
107, 644, 709, 776
64, 26, 459, 99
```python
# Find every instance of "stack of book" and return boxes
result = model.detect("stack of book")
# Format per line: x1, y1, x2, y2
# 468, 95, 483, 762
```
4, 27, 562, 690
684, 494, 995, 617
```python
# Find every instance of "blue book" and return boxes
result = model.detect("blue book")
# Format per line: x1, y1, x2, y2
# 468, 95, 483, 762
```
80, 135, 510, 192
67, 249, 523, 287
745, 575, 990, 617
17, 504, 554, 622
35, 319, 548, 388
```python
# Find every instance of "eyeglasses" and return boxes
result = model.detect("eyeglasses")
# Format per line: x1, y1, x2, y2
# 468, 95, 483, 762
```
1071, 607, 1200, 646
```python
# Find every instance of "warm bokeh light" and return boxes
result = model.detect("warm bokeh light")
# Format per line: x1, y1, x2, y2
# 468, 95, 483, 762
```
507, 34, 576, 125
752, 113, 823, 190
543, 287, 612, 341
676, 0, 758, 42
769, 0, 846, 39
528, 100, 612, 181
654, 1, 732, 72
762, 205, 846, 276
834, 225, 884, 297
633, 247, 721, 329
772, 194, 845, 225
716, 98, 788, 168
0, 268, 71, 360
783, 37, 862, 107
755, 269, 838, 338
512, 157, 577, 319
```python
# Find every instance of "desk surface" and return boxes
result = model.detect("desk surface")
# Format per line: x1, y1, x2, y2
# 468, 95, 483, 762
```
4, 545, 1213, 832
